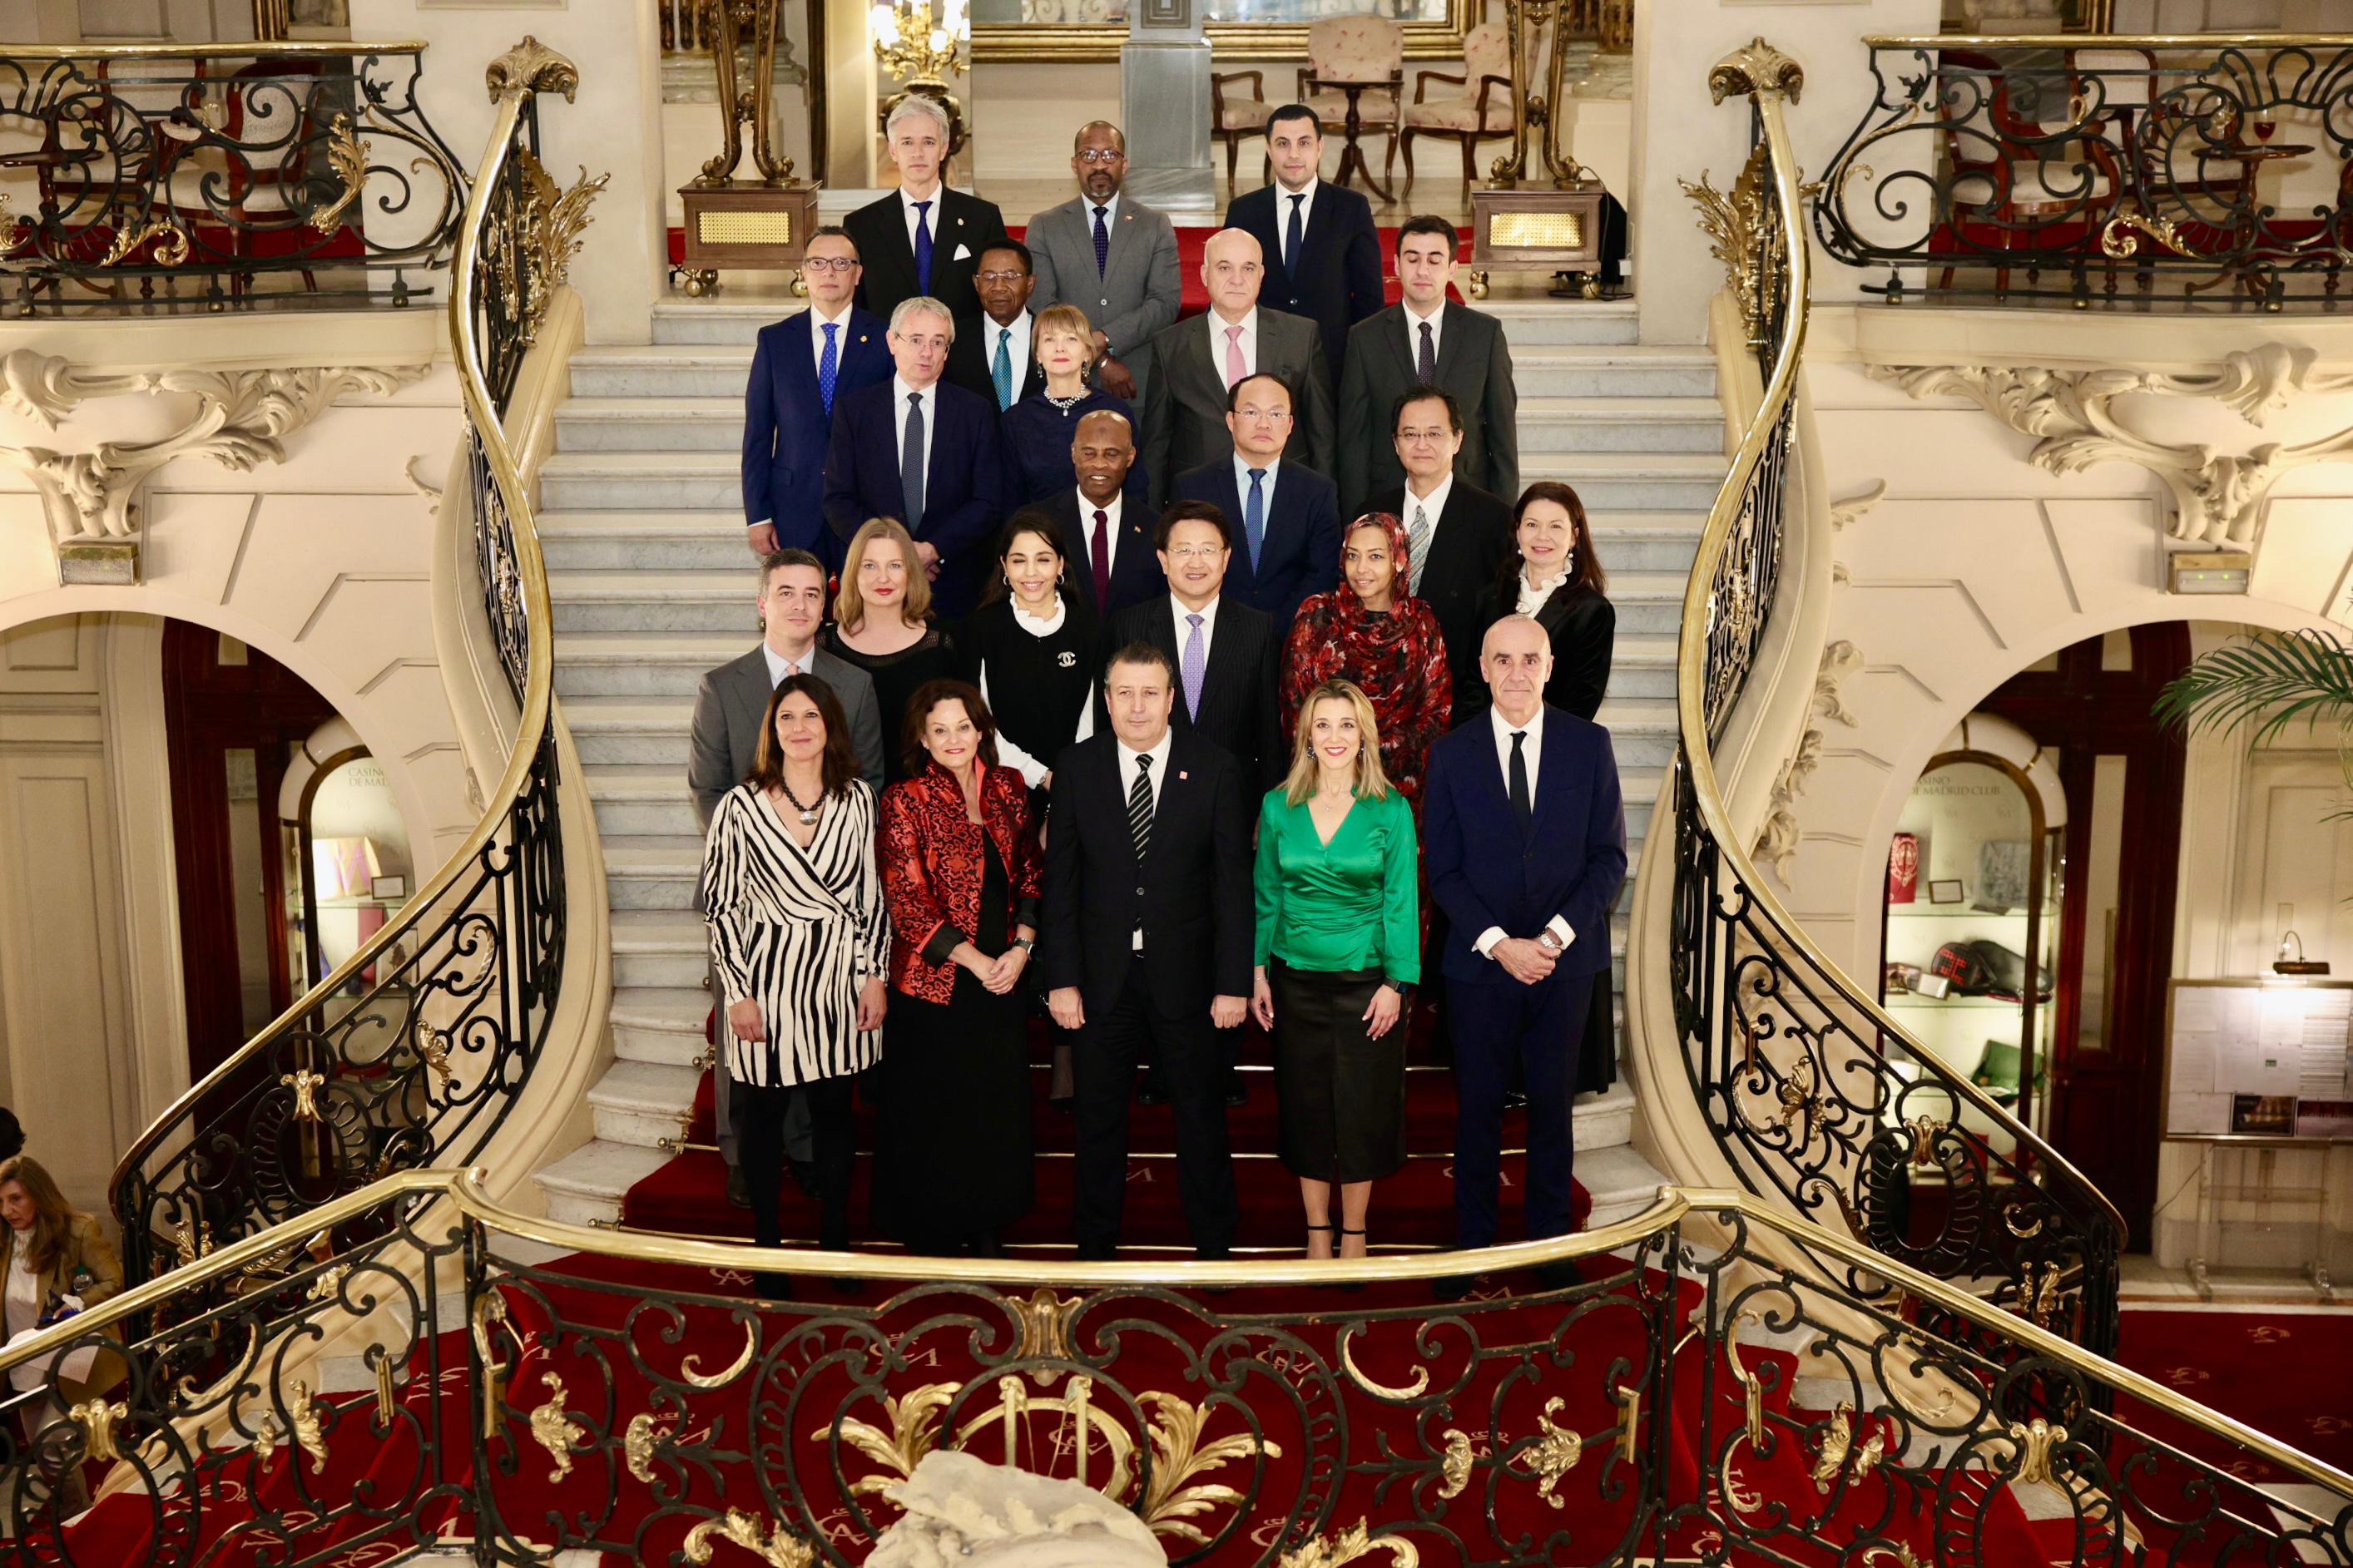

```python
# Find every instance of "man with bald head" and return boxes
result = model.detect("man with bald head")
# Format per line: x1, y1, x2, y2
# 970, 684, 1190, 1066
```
1028, 121, 1182, 411
1139, 226, 1333, 503
1423, 614, 1627, 1296
1038, 407, 1164, 619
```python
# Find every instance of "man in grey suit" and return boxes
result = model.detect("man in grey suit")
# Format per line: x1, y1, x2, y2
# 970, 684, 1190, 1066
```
687, 548, 886, 1204
1337, 214, 1520, 517
1140, 227, 1334, 505
1028, 121, 1181, 412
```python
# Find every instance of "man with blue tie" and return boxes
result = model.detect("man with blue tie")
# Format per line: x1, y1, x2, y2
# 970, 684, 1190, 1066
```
740, 227, 893, 569
841, 96, 1010, 324
1222, 104, 1385, 383
1168, 372, 1340, 630
820, 296, 1006, 616
1423, 614, 1627, 1297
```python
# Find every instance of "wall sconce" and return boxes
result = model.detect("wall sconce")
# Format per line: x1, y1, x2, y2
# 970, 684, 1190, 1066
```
2276, 928, 2330, 976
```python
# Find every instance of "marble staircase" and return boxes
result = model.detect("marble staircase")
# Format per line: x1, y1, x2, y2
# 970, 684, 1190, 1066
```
531, 297, 1718, 1246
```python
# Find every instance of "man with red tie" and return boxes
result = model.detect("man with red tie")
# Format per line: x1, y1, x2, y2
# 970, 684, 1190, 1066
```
1038, 408, 1164, 621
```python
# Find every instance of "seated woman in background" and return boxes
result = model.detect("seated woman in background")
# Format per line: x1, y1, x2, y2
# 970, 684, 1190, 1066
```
1491, 481, 1612, 721
998, 304, 1143, 506
876, 680, 1042, 1257
1251, 680, 1419, 1262
1, 1155, 127, 1507
1280, 512, 1453, 809
701, 674, 888, 1295
825, 517, 961, 786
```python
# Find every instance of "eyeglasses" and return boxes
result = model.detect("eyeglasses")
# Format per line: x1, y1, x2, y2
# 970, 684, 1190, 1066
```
804, 256, 858, 274
1076, 148, 1125, 165
1165, 545, 1226, 561
975, 269, 1030, 284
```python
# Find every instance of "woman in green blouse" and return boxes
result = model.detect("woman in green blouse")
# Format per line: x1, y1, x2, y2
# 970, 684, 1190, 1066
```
1250, 678, 1420, 1261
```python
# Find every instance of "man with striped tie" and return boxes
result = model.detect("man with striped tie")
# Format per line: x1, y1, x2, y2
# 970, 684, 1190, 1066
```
1044, 639, 1251, 1259
740, 227, 890, 571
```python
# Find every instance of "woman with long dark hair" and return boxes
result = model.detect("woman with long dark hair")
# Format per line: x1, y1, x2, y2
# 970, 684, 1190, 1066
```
700, 673, 888, 1293
875, 680, 1042, 1255
1, 1155, 127, 1508
1489, 480, 1612, 721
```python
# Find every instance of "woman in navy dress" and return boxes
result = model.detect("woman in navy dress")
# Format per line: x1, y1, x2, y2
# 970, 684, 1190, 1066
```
998, 304, 1146, 506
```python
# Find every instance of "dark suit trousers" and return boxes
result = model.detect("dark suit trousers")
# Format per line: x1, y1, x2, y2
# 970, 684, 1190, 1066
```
738, 1076, 855, 1253
1449, 968, 1593, 1249
1072, 954, 1238, 1258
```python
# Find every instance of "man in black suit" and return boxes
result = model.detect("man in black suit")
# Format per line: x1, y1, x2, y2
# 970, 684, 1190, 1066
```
1338, 214, 1521, 517
1042, 408, 1162, 620
820, 296, 1006, 616
1369, 386, 1516, 721
944, 239, 1046, 411
1140, 228, 1333, 502
1222, 103, 1383, 381
1169, 372, 1340, 629
1101, 500, 1285, 794
842, 96, 1010, 324
1044, 640, 1251, 1259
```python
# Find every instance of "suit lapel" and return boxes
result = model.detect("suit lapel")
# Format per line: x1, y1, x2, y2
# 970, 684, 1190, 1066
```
1434, 301, 1473, 390
873, 200, 918, 294
1383, 306, 1419, 388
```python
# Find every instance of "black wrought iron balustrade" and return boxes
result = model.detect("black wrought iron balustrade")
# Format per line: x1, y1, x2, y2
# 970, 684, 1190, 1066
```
0, 42, 468, 315
6, 1175, 2342, 1567
1816, 35, 2353, 309
106, 37, 578, 1297
1672, 41, 2127, 1377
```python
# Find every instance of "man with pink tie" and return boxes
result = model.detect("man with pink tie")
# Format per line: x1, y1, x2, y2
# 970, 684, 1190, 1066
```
1138, 227, 1333, 505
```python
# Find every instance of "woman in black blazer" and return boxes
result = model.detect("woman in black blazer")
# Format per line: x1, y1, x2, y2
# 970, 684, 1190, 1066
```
1487, 480, 1613, 721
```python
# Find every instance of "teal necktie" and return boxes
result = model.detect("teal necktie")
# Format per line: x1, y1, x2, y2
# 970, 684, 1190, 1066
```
992, 326, 1014, 410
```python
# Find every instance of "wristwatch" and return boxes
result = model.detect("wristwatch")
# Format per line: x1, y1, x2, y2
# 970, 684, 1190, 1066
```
1536, 931, 1564, 954
1013, 936, 1037, 954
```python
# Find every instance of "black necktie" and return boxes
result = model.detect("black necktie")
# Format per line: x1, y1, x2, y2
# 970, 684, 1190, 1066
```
1417, 319, 1436, 383
1285, 192, 1305, 272
1128, 752, 1155, 863
1508, 730, 1533, 831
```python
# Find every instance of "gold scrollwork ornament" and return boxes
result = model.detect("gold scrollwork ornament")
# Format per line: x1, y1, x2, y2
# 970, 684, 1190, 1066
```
531, 1372, 585, 1483
71, 1398, 126, 1463
1526, 1397, 1584, 1508
280, 1067, 327, 1122
682, 1509, 815, 1568
1811, 1401, 1884, 1494
1137, 1391, 1281, 1545
484, 35, 581, 106
1281, 1519, 1421, 1568
2009, 1417, 2068, 1487
1437, 1427, 1474, 1500
1708, 37, 1805, 105
623, 1412, 665, 1484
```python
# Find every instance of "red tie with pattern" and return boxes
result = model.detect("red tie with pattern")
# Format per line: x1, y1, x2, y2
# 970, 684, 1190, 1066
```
1091, 508, 1112, 608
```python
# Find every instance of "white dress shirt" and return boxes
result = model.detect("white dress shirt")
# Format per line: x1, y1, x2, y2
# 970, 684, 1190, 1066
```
1274, 176, 1319, 269
1087, 191, 1122, 231
892, 373, 936, 490
1402, 297, 1445, 365
1471, 703, 1576, 960
761, 639, 820, 688
1116, 725, 1176, 949
1207, 305, 1259, 379
1400, 469, 1454, 596
900, 185, 946, 259
983, 310, 1034, 400
979, 595, 1097, 787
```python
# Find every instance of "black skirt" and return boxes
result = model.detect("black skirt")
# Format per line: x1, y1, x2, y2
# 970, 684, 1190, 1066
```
1270, 959, 1409, 1183
872, 841, 1035, 1245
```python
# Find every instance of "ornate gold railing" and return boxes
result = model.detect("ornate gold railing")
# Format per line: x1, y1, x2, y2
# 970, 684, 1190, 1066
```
1665, 41, 2129, 1373
105, 37, 580, 1299
3, 1170, 2346, 1565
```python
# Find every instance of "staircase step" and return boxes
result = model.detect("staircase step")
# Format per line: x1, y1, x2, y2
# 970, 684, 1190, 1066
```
548, 569, 755, 633
1518, 453, 1726, 513
611, 984, 712, 1066
1513, 398, 1726, 455
556, 629, 757, 698
540, 512, 763, 573
612, 908, 712, 990
589, 763, 711, 839
1586, 512, 1705, 575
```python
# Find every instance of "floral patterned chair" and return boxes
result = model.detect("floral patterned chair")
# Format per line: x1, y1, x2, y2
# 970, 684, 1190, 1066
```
1396, 21, 1514, 190
1209, 67, 1275, 190
1298, 15, 1404, 166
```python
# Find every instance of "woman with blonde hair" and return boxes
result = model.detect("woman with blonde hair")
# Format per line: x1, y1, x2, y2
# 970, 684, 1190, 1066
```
825, 517, 961, 786
1250, 680, 1420, 1261
998, 303, 1144, 506
0, 1155, 127, 1501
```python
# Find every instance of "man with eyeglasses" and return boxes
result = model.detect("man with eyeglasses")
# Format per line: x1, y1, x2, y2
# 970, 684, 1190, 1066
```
1366, 386, 1514, 722
1026, 121, 1181, 412
843, 95, 1009, 324
741, 226, 892, 571
1167, 372, 1339, 630
1140, 227, 1332, 504
944, 240, 1044, 410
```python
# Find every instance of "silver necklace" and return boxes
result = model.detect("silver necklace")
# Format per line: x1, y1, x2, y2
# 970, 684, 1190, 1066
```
777, 777, 822, 826
1046, 389, 1087, 412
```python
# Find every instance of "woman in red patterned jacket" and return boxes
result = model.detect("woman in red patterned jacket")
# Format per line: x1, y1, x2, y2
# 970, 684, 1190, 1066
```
1280, 512, 1454, 810
874, 678, 1043, 1256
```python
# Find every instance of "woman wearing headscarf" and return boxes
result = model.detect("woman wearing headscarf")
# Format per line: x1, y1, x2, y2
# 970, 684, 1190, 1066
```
1278, 512, 1454, 809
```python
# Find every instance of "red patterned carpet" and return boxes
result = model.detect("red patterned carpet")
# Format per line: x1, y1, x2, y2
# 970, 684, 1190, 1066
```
2110, 1308, 2353, 1478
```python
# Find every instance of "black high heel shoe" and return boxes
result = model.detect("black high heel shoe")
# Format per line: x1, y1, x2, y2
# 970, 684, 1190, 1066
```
1336, 1226, 1368, 1293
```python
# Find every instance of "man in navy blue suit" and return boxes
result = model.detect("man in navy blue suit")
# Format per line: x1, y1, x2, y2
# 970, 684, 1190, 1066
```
741, 226, 892, 569
820, 295, 1006, 616
1168, 372, 1339, 629
1221, 104, 1385, 383
1041, 408, 1163, 620
1423, 614, 1627, 1296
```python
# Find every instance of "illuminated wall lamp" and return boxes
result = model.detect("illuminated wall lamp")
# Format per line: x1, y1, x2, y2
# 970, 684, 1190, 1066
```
2276, 928, 2330, 977
2167, 550, 2251, 595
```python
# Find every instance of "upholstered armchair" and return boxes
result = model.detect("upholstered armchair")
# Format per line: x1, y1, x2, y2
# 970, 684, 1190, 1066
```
1396, 21, 1513, 191
1210, 67, 1274, 190
1297, 15, 1404, 146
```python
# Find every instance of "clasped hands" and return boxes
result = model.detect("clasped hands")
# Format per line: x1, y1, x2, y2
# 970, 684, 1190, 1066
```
1492, 936, 1559, 986
954, 937, 1030, 995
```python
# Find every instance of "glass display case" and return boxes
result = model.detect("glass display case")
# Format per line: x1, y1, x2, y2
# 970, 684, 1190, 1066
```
1880, 744, 2067, 1155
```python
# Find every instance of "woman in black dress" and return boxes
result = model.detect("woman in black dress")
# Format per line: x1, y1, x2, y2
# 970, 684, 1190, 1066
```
960, 509, 1099, 1109
875, 680, 1041, 1256
1488, 479, 1617, 1097
825, 517, 961, 785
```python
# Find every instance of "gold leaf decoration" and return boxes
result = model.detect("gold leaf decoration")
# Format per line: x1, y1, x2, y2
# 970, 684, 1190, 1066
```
1337, 1321, 1431, 1400
2009, 1417, 2068, 1487
1437, 1427, 1473, 1500
1137, 1391, 1281, 1546
1811, 1400, 1884, 1494
531, 1372, 584, 1483
309, 113, 365, 235
98, 218, 191, 269
624, 1412, 666, 1484
821, 1383, 957, 1496
1279, 1519, 1421, 1568
71, 1398, 126, 1463
280, 1067, 326, 1122
680, 1318, 758, 1389
1526, 1397, 1583, 1509
681, 1509, 815, 1568
484, 151, 610, 349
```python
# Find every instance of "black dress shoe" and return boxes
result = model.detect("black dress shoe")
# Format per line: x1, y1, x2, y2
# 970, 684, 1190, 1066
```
726, 1168, 750, 1209
1048, 1095, 1074, 1113
1432, 1274, 1480, 1302
1137, 1078, 1168, 1107
1503, 1087, 1529, 1111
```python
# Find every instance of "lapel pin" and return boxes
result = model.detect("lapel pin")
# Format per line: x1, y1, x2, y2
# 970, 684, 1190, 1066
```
1178, 770, 1189, 780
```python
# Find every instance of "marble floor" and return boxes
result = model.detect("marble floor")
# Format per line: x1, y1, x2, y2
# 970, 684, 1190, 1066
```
2119, 1251, 2352, 1310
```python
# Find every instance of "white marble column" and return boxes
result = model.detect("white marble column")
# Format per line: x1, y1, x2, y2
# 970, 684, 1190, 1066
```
1120, 0, 1216, 215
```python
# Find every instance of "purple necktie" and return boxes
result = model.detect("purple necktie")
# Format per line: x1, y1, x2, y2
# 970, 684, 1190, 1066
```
1092, 205, 1110, 276
1180, 612, 1205, 722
